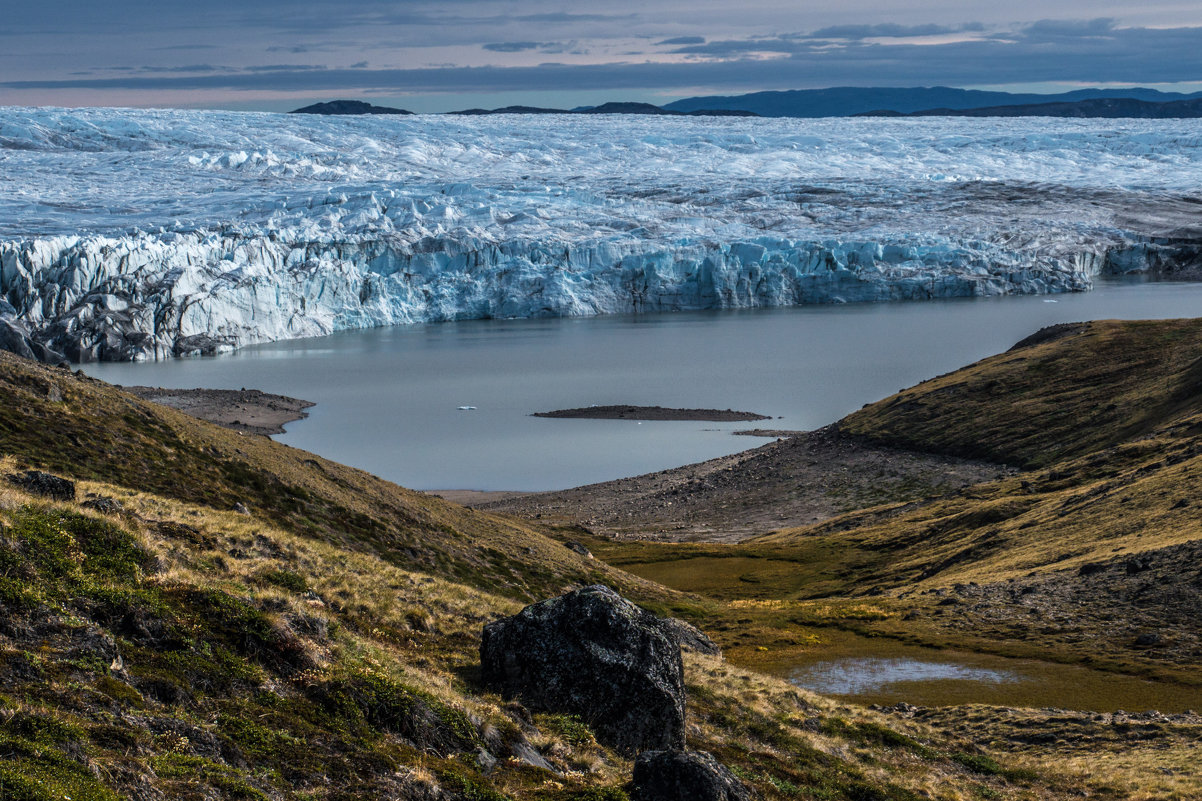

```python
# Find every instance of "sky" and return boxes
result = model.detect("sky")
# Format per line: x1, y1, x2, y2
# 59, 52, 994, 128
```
3, 1, 1202, 112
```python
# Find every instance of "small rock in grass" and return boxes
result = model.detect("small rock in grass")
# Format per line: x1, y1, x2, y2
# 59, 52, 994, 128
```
6, 470, 76, 501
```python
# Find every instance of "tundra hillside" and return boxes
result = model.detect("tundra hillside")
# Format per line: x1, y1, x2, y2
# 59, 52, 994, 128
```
0, 350, 1103, 801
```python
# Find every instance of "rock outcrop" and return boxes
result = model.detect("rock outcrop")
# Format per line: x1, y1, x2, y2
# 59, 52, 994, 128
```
480, 585, 686, 755
6, 470, 76, 501
632, 749, 752, 801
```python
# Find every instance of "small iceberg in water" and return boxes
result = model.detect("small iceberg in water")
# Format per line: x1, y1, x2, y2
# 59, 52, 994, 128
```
457, 405, 478, 411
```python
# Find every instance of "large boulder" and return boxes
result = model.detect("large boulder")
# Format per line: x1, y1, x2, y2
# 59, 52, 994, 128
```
632, 749, 752, 801
480, 585, 685, 755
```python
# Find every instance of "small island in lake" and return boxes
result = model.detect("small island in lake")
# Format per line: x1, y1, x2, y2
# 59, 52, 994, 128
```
532, 404, 770, 421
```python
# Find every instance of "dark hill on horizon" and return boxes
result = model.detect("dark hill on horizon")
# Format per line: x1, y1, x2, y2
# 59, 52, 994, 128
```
450, 101, 758, 116
663, 85, 1202, 117
290, 99, 413, 115
858, 96, 1202, 119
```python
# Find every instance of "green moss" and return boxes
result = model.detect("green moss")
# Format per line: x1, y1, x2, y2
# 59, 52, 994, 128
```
6, 710, 87, 745
150, 754, 270, 800
440, 769, 513, 801
311, 670, 480, 751
0, 576, 40, 607
821, 718, 936, 758
217, 713, 294, 759
258, 567, 309, 593
542, 789, 630, 801
0, 730, 120, 801
538, 713, 597, 747
951, 752, 1003, 776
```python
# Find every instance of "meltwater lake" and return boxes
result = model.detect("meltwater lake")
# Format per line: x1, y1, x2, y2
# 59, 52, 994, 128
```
84, 279, 1202, 491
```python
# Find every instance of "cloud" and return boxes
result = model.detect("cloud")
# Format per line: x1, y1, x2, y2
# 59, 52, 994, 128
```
1020, 18, 1116, 38
150, 44, 219, 51
806, 23, 985, 39
244, 64, 328, 72
482, 40, 585, 55
9, 24, 1202, 97
137, 64, 234, 74
5, 9, 1202, 103
483, 42, 545, 53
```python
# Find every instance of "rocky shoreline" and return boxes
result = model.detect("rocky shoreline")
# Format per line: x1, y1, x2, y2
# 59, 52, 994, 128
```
120, 386, 314, 436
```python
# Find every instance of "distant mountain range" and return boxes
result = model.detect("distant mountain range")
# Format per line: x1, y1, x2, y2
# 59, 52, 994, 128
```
663, 86, 1202, 117
857, 96, 1202, 119
291, 88, 1202, 119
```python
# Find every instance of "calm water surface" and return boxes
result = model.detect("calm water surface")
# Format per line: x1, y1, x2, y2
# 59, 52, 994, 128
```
83, 279, 1202, 490
756, 630, 1202, 711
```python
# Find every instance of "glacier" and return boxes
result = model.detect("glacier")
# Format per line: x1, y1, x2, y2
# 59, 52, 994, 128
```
2, 107, 1201, 361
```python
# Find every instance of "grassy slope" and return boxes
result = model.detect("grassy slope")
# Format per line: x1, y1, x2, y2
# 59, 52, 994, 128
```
0, 351, 647, 604
0, 354, 1081, 800
839, 319, 1202, 468
595, 321, 1202, 686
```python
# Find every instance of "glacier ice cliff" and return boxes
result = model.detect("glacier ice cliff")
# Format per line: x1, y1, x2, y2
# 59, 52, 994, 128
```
2, 108, 1201, 361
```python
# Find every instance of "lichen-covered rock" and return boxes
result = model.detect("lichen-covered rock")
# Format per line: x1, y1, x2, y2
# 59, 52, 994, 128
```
480, 584, 685, 755
632, 749, 752, 801
6, 470, 76, 501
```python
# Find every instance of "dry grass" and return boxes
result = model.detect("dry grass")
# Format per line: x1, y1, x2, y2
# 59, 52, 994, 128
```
0, 458, 1096, 799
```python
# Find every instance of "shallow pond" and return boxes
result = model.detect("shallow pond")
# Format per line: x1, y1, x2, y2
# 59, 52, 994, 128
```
757, 632, 1202, 712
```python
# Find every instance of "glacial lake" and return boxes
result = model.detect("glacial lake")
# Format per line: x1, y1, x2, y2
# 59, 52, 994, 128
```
83, 278, 1202, 491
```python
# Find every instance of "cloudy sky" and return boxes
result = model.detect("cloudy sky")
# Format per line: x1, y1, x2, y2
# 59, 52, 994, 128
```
4, 1, 1202, 111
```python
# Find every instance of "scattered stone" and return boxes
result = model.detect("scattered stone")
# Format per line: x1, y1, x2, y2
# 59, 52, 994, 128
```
1134, 632, 1163, 647
6, 470, 76, 501
233, 502, 250, 515
1077, 562, 1107, 577
563, 540, 593, 558
662, 617, 722, 656
475, 747, 498, 773
480, 585, 686, 755
632, 749, 752, 801
886, 702, 920, 717
81, 494, 125, 514
507, 740, 559, 773
1125, 557, 1151, 574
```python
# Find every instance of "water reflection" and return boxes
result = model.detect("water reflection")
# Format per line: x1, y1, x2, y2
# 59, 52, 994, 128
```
792, 658, 1020, 696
